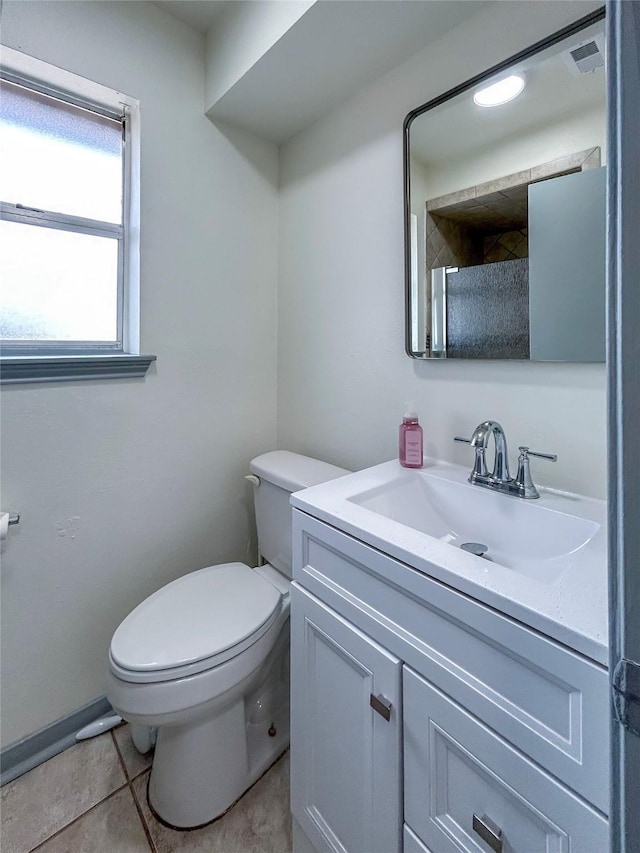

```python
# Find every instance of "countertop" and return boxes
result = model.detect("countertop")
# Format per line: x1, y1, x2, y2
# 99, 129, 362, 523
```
291, 458, 608, 667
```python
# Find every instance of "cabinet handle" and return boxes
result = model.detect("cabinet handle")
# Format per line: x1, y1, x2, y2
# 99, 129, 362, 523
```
370, 693, 392, 721
472, 814, 503, 853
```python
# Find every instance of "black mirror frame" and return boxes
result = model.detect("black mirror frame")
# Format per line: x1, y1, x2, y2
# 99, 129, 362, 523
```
403, 6, 606, 359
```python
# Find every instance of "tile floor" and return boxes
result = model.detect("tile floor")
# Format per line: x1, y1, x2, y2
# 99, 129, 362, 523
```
1, 725, 292, 853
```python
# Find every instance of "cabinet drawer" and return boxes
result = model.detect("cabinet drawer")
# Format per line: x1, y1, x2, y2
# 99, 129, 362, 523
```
404, 666, 608, 853
293, 511, 608, 813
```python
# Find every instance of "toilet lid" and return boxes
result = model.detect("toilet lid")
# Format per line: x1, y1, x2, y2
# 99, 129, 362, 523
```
110, 563, 282, 674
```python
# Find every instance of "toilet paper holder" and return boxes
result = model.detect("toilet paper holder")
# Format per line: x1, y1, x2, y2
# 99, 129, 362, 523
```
1, 511, 20, 542
0, 512, 20, 542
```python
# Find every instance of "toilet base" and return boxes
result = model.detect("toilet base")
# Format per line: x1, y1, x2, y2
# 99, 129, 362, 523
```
135, 622, 291, 829
147, 693, 290, 828
149, 700, 248, 828
147, 745, 290, 831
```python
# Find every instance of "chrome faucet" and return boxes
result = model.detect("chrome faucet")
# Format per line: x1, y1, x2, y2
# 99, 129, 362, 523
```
454, 420, 557, 499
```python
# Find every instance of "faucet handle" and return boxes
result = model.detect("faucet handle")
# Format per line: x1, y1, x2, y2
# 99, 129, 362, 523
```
518, 446, 558, 462
454, 435, 488, 479
515, 447, 557, 499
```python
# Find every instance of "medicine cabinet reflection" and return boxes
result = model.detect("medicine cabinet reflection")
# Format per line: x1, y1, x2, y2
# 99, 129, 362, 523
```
404, 9, 606, 361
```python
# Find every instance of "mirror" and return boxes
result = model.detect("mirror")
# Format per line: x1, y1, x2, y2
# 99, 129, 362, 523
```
404, 9, 606, 361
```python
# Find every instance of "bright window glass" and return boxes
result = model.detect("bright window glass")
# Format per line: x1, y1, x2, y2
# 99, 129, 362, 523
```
0, 219, 119, 342
0, 79, 123, 223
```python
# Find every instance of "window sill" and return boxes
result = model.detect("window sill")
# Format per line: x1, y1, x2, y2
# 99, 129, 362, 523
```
0, 353, 157, 385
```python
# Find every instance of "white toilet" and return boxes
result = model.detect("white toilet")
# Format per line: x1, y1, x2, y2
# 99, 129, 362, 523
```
106, 451, 348, 829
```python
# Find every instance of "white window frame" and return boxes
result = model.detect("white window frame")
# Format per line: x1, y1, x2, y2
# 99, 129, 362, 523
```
0, 47, 155, 383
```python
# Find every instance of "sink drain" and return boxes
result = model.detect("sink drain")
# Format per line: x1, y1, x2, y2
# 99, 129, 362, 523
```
460, 542, 488, 558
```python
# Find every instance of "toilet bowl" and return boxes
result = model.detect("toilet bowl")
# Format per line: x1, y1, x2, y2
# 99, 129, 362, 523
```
106, 451, 348, 829
106, 562, 290, 828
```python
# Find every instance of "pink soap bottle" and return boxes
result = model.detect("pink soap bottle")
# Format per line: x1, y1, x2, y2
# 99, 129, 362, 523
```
399, 411, 423, 469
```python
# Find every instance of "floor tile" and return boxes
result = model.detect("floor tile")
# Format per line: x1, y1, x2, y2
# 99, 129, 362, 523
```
0, 734, 127, 853
134, 753, 292, 853
113, 725, 154, 780
34, 787, 151, 853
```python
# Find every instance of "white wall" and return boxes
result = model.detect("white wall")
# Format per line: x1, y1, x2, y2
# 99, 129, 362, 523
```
0, 0, 608, 750
424, 106, 606, 198
278, 0, 606, 499
0, 1, 279, 747
204, 0, 315, 113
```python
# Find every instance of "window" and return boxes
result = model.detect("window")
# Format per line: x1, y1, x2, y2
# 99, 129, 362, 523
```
0, 49, 154, 383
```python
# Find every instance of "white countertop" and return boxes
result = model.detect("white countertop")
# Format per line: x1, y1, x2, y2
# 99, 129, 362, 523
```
291, 458, 608, 667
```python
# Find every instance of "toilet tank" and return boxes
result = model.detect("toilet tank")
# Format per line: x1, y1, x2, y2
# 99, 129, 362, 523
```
249, 451, 349, 578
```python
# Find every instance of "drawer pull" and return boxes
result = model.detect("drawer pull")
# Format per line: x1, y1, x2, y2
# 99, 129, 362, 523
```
370, 693, 392, 721
473, 814, 503, 853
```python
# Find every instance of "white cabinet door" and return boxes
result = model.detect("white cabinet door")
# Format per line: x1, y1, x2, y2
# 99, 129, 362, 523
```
404, 666, 608, 853
291, 584, 402, 853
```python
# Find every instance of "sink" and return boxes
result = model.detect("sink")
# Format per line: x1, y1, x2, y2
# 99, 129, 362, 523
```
347, 466, 600, 582
290, 457, 607, 664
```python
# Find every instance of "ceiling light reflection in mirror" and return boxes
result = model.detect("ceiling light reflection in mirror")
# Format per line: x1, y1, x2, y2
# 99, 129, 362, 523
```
473, 75, 526, 107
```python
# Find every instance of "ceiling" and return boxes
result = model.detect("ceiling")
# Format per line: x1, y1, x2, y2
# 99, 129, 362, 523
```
151, 1, 491, 142
153, 0, 231, 33
202, 1, 487, 142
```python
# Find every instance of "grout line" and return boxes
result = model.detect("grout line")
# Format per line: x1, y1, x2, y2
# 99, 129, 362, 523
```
129, 771, 157, 853
132, 766, 152, 780
111, 728, 156, 850
28, 783, 129, 852
110, 728, 133, 784
110, 728, 153, 781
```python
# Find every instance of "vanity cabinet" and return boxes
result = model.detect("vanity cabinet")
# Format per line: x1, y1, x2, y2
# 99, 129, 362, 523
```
290, 586, 402, 853
290, 509, 609, 853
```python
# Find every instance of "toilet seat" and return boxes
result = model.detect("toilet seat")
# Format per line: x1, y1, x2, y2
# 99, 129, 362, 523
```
109, 563, 283, 684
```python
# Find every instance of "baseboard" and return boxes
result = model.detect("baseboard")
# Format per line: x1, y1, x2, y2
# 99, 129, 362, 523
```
0, 696, 113, 787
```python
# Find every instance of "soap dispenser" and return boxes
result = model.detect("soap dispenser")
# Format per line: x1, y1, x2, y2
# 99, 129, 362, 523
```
399, 411, 423, 469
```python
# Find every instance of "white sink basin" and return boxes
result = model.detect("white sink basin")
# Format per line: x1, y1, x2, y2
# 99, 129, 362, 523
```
291, 458, 608, 664
347, 466, 600, 582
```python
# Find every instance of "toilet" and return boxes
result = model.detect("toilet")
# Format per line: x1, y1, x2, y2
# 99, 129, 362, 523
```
105, 451, 348, 829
